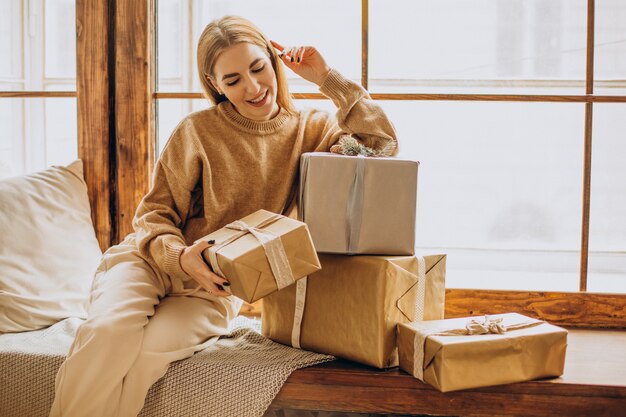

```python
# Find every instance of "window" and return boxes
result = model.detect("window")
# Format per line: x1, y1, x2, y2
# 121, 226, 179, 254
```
153, 0, 625, 295
0, 0, 77, 179
369, 0, 587, 94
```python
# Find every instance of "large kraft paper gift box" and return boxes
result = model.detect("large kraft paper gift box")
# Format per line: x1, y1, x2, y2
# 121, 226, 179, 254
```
397, 313, 568, 392
299, 152, 418, 255
262, 254, 446, 368
199, 209, 321, 304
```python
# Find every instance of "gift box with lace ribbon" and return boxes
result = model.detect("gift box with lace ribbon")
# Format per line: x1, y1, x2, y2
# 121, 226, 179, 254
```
199, 209, 321, 303
263, 254, 446, 368
397, 313, 568, 392
298, 152, 418, 255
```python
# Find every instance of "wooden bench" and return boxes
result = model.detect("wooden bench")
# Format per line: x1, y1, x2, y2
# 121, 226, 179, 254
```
268, 328, 626, 416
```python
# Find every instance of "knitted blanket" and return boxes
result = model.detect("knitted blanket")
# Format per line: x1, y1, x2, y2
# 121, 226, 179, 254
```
0, 316, 335, 417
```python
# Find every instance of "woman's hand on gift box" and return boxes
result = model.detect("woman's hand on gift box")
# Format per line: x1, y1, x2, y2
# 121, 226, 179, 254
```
180, 240, 231, 297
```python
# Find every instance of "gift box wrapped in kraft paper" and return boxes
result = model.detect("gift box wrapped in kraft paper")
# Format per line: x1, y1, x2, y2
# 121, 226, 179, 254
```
397, 313, 568, 392
298, 152, 418, 255
262, 254, 446, 368
199, 209, 321, 304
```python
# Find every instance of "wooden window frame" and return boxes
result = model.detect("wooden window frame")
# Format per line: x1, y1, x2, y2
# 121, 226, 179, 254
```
69, 0, 626, 328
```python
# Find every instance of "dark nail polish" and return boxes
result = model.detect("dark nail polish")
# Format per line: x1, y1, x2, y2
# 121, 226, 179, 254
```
222, 281, 231, 287
291, 57, 294, 62
207, 239, 215, 244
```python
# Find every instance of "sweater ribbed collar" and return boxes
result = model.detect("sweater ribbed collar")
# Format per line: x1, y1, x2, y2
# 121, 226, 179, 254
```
218, 101, 291, 134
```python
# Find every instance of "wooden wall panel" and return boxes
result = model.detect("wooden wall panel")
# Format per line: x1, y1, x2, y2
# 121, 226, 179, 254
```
76, 0, 112, 251
243, 290, 626, 329
114, 0, 155, 243
445, 289, 626, 329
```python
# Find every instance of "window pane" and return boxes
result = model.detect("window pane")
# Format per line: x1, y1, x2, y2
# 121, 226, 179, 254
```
588, 104, 626, 293
44, 0, 76, 79
0, 0, 22, 79
45, 83, 76, 91
0, 95, 25, 179
157, 0, 184, 81
0, 97, 77, 179
156, 0, 361, 93
44, 98, 77, 165
594, 0, 626, 96
379, 100, 585, 291
370, 0, 587, 94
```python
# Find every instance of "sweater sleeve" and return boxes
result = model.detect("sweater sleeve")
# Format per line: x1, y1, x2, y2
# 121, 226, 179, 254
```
313, 68, 398, 154
132, 123, 202, 281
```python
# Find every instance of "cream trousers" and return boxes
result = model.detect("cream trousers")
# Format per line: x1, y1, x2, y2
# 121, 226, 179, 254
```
49, 235, 242, 417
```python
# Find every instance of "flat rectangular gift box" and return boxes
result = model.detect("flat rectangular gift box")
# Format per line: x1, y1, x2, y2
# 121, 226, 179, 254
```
262, 254, 446, 369
397, 313, 568, 392
299, 152, 418, 255
200, 209, 321, 303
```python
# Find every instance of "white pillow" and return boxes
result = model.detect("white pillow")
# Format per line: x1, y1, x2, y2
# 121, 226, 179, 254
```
0, 160, 103, 333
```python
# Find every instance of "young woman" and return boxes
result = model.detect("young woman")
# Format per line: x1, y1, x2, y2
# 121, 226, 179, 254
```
50, 15, 397, 417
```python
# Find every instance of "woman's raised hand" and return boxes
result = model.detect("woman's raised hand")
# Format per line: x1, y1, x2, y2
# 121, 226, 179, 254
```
180, 239, 231, 297
271, 40, 331, 87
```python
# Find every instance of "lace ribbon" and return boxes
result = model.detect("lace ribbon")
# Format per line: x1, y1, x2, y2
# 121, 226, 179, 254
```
346, 155, 366, 254
298, 153, 367, 254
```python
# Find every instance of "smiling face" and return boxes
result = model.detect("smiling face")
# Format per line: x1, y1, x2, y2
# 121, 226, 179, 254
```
210, 42, 280, 121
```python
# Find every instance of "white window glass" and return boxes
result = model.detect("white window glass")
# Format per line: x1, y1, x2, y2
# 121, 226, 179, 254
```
156, 0, 361, 93
157, 0, 185, 92
1, 1, 77, 178
0, 96, 25, 179
0, 97, 76, 179
370, 0, 587, 94
44, 0, 76, 79
594, 0, 626, 96
588, 104, 626, 293
45, 83, 76, 91
0, 0, 22, 80
44, 97, 78, 166
379, 100, 585, 291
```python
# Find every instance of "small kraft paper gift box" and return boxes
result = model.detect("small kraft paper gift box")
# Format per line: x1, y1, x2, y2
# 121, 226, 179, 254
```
199, 209, 321, 304
397, 313, 568, 392
299, 152, 418, 255
262, 254, 446, 369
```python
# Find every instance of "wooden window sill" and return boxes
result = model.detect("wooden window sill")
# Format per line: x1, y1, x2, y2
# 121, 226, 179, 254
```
268, 328, 626, 416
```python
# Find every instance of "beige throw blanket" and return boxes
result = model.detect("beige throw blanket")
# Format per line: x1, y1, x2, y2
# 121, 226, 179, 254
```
0, 316, 335, 417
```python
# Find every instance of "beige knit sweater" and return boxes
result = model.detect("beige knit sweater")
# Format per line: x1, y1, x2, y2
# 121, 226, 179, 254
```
132, 69, 397, 284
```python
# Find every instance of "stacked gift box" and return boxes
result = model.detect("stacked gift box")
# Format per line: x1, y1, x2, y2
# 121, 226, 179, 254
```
199, 151, 568, 391
261, 152, 446, 368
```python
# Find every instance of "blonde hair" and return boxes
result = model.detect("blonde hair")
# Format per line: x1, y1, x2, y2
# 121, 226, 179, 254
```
197, 15, 295, 114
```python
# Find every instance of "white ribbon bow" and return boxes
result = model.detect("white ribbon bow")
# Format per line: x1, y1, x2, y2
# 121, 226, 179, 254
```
465, 316, 507, 335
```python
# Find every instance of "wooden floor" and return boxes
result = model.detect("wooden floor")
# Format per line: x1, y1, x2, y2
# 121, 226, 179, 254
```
269, 329, 626, 417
